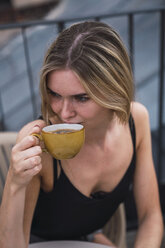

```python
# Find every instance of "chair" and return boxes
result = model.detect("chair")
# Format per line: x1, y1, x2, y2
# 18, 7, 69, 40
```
0, 132, 18, 203
103, 203, 127, 248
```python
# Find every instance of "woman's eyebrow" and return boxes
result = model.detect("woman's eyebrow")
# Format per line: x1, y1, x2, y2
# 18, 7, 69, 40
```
47, 87, 88, 97
47, 87, 61, 95
73, 93, 88, 97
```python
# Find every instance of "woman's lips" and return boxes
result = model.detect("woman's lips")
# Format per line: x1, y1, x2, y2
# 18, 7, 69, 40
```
63, 122, 84, 125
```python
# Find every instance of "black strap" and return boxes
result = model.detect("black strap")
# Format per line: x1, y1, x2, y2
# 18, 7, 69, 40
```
53, 159, 63, 188
129, 114, 136, 152
53, 159, 58, 188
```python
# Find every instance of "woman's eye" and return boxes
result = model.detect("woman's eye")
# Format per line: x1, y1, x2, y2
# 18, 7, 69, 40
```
74, 95, 90, 102
48, 89, 61, 98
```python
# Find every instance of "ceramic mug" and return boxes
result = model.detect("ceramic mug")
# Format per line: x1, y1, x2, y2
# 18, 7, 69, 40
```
32, 123, 85, 159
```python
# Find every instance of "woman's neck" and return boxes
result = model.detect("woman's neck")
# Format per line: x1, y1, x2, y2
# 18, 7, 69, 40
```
84, 115, 118, 146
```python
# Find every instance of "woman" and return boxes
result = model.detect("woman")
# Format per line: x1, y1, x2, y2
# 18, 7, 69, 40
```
0, 21, 163, 248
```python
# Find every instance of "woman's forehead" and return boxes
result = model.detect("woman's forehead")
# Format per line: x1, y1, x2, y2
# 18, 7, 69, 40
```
47, 69, 87, 95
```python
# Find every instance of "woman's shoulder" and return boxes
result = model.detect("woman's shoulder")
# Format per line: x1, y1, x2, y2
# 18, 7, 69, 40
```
131, 101, 150, 148
131, 101, 149, 118
131, 101, 150, 125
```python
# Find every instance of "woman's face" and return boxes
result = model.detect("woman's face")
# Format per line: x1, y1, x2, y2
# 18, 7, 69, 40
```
47, 69, 111, 130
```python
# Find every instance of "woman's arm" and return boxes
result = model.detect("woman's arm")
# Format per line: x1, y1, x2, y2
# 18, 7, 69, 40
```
132, 102, 164, 248
0, 120, 45, 248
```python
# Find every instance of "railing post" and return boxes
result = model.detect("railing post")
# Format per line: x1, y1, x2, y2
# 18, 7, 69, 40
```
157, 10, 165, 182
58, 22, 64, 33
21, 27, 38, 119
95, 17, 100, 22
128, 14, 134, 72
0, 92, 5, 131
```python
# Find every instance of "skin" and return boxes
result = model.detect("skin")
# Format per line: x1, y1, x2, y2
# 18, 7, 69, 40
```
0, 69, 163, 248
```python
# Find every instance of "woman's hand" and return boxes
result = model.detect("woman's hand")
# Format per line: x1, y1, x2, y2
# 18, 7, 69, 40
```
9, 125, 42, 190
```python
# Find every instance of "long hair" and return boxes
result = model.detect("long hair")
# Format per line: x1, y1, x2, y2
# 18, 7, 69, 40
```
40, 21, 134, 124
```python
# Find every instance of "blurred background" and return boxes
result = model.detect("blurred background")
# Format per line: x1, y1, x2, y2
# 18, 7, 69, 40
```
0, 0, 165, 245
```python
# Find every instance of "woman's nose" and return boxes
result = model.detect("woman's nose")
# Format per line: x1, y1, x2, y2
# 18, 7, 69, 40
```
60, 98, 76, 119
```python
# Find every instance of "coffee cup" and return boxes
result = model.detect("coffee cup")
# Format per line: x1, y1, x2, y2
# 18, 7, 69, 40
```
32, 123, 85, 159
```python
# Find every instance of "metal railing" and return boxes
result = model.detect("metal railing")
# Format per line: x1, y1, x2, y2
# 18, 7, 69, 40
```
0, 6, 164, 183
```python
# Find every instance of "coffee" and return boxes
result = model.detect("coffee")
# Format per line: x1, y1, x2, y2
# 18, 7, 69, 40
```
52, 129, 76, 134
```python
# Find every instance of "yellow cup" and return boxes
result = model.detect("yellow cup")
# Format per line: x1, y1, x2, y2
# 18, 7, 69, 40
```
32, 123, 85, 160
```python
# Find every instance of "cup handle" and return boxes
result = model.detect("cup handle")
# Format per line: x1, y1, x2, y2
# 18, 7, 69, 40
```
31, 133, 48, 153
31, 133, 43, 141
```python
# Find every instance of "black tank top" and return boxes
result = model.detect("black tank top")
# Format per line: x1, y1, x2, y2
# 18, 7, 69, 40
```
31, 116, 136, 241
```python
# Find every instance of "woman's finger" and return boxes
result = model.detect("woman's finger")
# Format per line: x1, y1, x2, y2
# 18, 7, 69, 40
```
23, 163, 42, 177
23, 155, 42, 171
11, 154, 41, 173
20, 145, 42, 161
13, 135, 38, 153
15, 125, 42, 152
11, 142, 42, 166
29, 125, 41, 135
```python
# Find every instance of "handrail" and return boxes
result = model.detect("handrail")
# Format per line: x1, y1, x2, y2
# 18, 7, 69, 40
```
0, 6, 165, 30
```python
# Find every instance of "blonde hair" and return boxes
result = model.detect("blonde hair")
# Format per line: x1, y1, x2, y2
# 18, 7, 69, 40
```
40, 21, 134, 124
